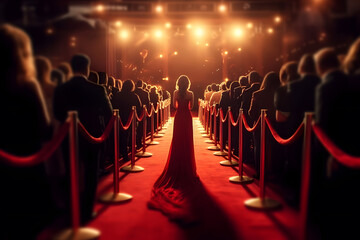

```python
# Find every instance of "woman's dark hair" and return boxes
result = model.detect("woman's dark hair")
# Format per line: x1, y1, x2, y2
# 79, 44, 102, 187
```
260, 72, 280, 90
176, 75, 190, 98
298, 53, 316, 74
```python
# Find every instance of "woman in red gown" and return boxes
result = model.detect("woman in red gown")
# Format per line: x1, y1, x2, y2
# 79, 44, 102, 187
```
148, 75, 199, 222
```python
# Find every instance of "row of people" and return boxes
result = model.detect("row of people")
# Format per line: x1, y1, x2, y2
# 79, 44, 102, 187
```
0, 23, 169, 239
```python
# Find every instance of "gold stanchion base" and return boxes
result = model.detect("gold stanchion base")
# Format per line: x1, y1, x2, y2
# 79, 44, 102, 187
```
214, 151, 227, 156
121, 165, 145, 172
229, 175, 254, 184
158, 131, 166, 134
220, 160, 239, 166
202, 134, 209, 138
53, 227, 100, 240
148, 141, 159, 145
205, 139, 214, 144
99, 192, 133, 203
244, 197, 282, 210
135, 152, 153, 158
208, 145, 220, 151
154, 134, 164, 138
200, 130, 207, 134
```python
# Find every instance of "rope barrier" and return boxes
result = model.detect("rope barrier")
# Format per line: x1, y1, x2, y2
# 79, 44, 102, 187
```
119, 110, 134, 130
0, 120, 70, 167
265, 116, 304, 145
229, 110, 240, 126
242, 115, 260, 132
312, 124, 360, 168
220, 108, 229, 123
78, 115, 116, 144
135, 107, 146, 122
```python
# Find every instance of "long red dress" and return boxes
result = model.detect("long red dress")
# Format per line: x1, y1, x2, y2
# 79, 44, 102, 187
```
148, 97, 199, 222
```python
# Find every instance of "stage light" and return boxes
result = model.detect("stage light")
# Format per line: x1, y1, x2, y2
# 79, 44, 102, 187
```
233, 28, 243, 37
205, 43, 209, 47
174, 51, 178, 55
238, 48, 242, 52
247, 22, 253, 29
195, 28, 204, 38
144, 32, 149, 38
165, 22, 171, 29
274, 16, 281, 23
162, 77, 169, 81
70, 42, 76, 47
186, 24, 192, 29
267, 28, 274, 34
155, 5, 163, 13
159, 54, 163, 58
46, 28, 53, 35
225, 78, 229, 81
119, 30, 129, 40
218, 4, 226, 13
96, 4, 104, 12
154, 29, 163, 38
115, 21, 122, 27
71, 36, 76, 41
196, 41, 200, 45
223, 51, 228, 55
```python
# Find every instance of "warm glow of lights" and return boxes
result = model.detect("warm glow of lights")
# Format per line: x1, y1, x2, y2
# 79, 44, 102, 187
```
71, 36, 76, 41
274, 16, 281, 23
159, 54, 163, 58
247, 22, 253, 29
70, 42, 76, 47
218, 5, 226, 13
155, 5, 163, 13
205, 43, 209, 47
225, 78, 229, 81
174, 51, 178, 55
195, 28, 204, 38
196, 41, 200, 45
115, 21, 122, 27
238, 48, 242, 51
224, 51, 228, 55
186, 24, 192, 29
234, 28, 243, 37
154, 29, 163, 38
163, 77, 169, 81
267, 28, 274, 34
46, 28, 53, 35
96, 4, 104, 12
119, 30, 129, 40
144, 32, 149, 38
165, 22, 171, 29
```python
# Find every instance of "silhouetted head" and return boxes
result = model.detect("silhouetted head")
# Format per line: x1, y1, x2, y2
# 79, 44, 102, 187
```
248, 71, 262, 85
343, 38, 360, 75
279, 61, 299, 85
260, 72, 280, 90
98, 72, 108, 85
225, 80, 233, 90
88, 71, 99, 84
0, 23, 36, 89
35, 55, 52, 86
239, 76, 249, 87
136, 79, 143, 88
219, 82, 227, 91
230, 81, 240, 99
298, 54, 316, 75
314, 47, 340, 77
211, 83, 217, 91
116, 79, 122, 91
206, 85, 211, 92
70, 54, 90, 77
58, 62, 72, 81
108, 76, 116, 88
122, 79, 135, 92
51, 69, 65, 86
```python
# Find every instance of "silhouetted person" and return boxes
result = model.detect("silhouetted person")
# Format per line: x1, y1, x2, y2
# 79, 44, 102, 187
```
51, 68, 65, 86
134, 79, 150, 148
58, 62, 73, 82
112, 80, 142, 161
53, 53, 113, 224
88, 70, 99, 84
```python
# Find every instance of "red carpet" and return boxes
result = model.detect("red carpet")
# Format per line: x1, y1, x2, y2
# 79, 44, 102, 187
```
88, 117, 299, 240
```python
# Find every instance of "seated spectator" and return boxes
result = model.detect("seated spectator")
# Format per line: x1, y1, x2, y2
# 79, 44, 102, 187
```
0, 23, 54, 239
241, 71, 262, 124
209, 82, 224, 106
57, 62, 73, 81
53, 53, 113, 224
204, 84, 213, 102
112, 80, 142, 161
88, 70, 99, 84
51, 68, 65, 86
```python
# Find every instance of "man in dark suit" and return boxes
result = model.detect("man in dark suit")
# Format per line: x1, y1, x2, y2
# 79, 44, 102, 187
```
134, 79, 150, 149
241, 71, 262, 123
53, 54, 113, 223
112, 80, 142, 161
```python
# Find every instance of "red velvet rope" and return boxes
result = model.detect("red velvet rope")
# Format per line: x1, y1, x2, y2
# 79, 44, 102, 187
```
242, 115, 260, 132
220, 108, 229, 123
216, 108, 221, 117
135, 108, 146, 122
119, 110, 134, 130
78, 115, 116, 144
153, 103, 160, 113
312, 124, 360, 168
209, 105, 216, 115
265, 116, 304, 145
146, 106, 154, 117
229, 110, 240, 126
0, 120, 70, 167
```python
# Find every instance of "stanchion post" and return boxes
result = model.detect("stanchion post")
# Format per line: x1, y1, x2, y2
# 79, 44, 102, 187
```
99, 110, 133, 203
214, 109, 227, 156
299, 113, 313, 240
209, 107, 213, 140
54, 111, 100, 239
154, 102, 164, 138
148, 103, 159, 145
229, 109, 253, 183
208, 107, 220, 150
121, 107, 144, 172
220, 107, 238, 166
244, 109, 281, 209
136, 106, 153, 158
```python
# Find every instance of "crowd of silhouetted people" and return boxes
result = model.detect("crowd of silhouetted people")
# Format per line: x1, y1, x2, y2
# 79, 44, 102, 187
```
0, 23, 170, 239
202, 37, 360, 238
